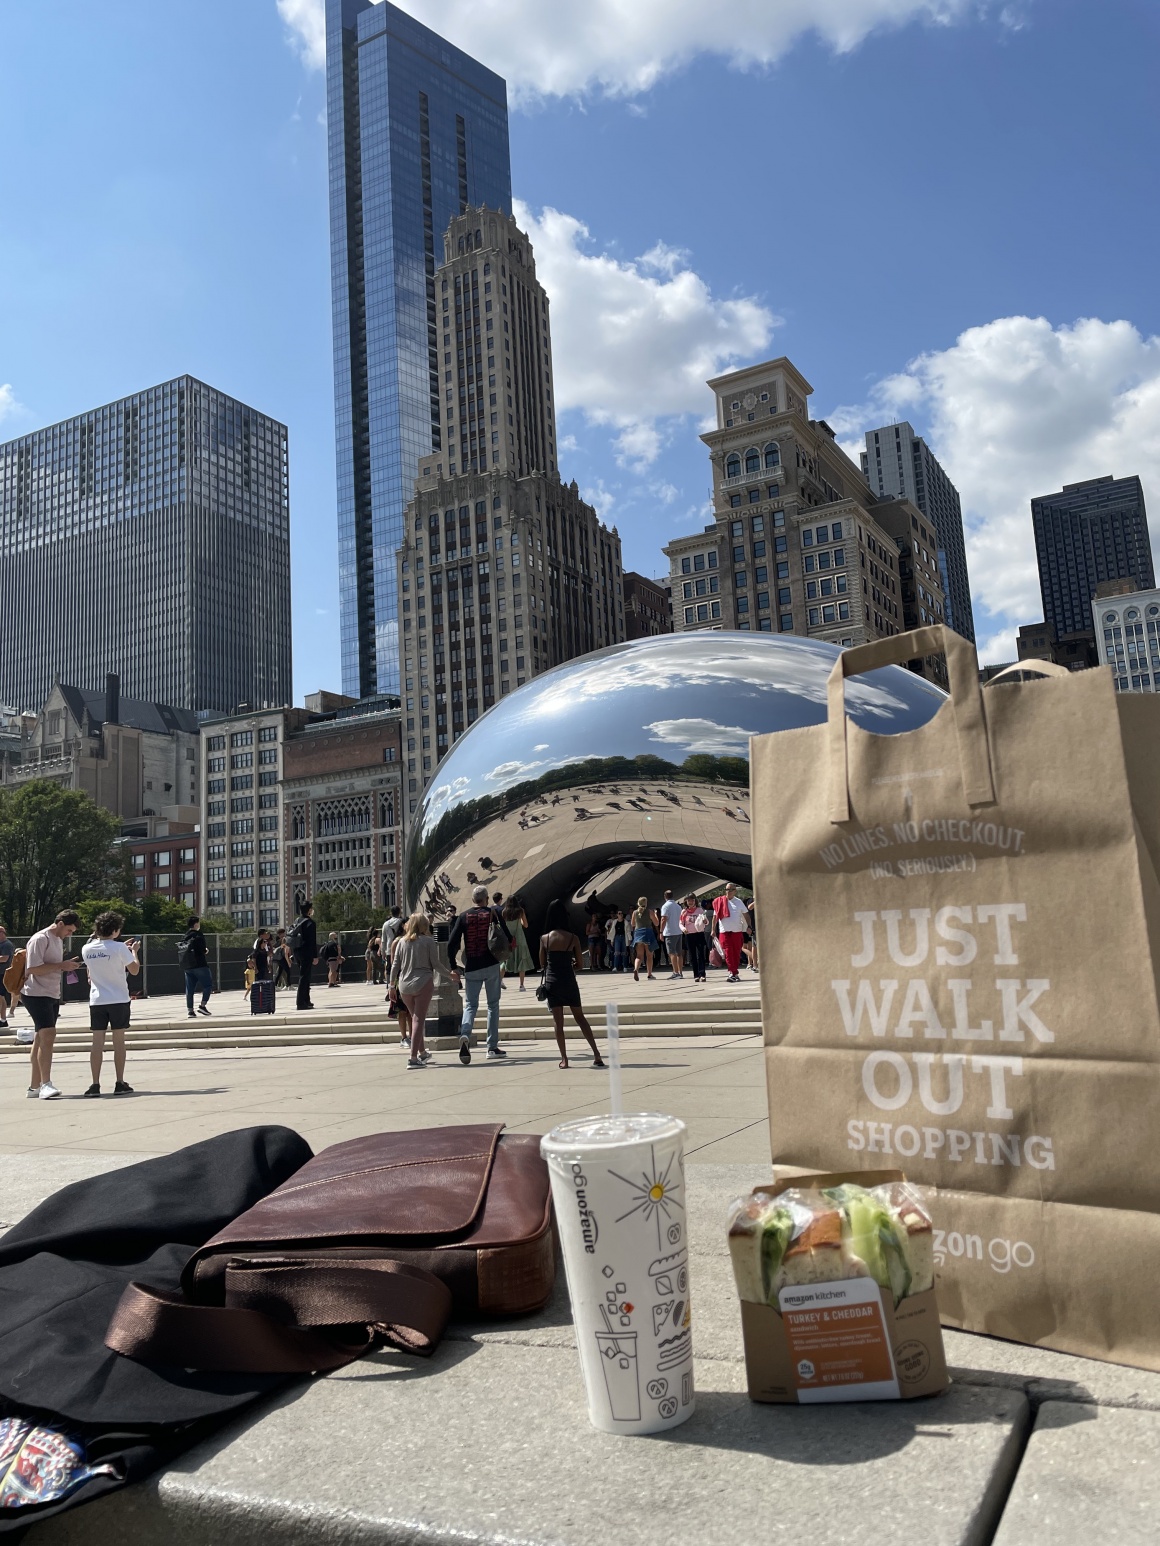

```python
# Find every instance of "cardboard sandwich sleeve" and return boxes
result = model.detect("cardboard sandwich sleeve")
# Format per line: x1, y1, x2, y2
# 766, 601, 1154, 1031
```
731, 1170, 949, 1404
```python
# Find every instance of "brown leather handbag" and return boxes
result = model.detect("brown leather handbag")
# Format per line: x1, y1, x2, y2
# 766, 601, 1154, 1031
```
106, 1123, 554, 1374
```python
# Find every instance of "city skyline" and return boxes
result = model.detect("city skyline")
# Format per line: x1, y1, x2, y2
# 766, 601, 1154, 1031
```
1, 1, 1157, 685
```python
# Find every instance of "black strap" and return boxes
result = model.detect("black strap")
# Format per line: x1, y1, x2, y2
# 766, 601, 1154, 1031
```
106, 1256, 453, 1373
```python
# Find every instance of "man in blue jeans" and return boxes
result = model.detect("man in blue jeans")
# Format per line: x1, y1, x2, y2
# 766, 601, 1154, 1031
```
448, 885, 511, 1065
180, 918, 213, 1018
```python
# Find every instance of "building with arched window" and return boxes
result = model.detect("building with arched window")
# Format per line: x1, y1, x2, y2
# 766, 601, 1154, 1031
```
662, 356, 949, 685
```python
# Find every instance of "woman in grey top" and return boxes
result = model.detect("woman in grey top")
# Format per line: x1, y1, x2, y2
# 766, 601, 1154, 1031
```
389, 913, 447, 1068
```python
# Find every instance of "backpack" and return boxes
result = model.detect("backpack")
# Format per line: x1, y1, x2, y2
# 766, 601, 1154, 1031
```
176, 936, 196, 968
286, 918, 308, 952
3, 947, 26, 998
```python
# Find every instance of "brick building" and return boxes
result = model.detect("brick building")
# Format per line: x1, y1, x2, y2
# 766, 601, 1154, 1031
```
622, 571, 671, 640
663, 358, 947, 684
199, 694, 404, 930
123, 829, 200, 911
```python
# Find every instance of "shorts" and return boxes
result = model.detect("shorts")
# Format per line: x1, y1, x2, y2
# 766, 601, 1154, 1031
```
24, 996, 60, 1033
664, 934, 683, 953
90, 1002, 131, 1032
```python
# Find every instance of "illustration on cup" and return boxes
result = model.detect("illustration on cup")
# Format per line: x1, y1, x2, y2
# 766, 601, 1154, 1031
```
596, 1331, 641, 1422
609, 1145, 684, 1251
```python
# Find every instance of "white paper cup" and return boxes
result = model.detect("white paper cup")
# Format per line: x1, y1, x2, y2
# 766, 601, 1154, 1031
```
541, 1113, 695, 1435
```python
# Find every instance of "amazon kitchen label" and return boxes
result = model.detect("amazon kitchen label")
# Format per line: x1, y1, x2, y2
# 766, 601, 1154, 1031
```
779, 1278, 900, 1402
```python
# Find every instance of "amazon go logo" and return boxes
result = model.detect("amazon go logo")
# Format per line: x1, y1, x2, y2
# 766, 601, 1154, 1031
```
933, 1229, 1035, 1275
571, 1163, 599, 1255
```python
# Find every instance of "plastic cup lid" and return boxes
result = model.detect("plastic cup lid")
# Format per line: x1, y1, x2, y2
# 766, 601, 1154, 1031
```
540, 1112, 686, 1160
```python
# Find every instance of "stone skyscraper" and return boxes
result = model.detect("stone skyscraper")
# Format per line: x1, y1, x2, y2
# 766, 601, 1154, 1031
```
861, 420, 974, 643
326, 0, 512, 699
396, 208, 624, 812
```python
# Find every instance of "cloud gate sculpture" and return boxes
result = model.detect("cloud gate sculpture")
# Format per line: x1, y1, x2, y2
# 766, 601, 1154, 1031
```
404, 632, 945, 929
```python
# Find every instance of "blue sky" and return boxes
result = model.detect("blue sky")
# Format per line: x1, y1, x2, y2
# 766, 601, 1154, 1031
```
2, 0, 1158, 688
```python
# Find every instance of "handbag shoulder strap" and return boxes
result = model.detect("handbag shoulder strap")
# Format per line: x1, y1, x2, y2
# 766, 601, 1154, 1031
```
106, 1256, 452, 1373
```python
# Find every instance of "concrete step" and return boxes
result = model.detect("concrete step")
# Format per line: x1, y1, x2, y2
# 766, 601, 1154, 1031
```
0, 997, 764, 1055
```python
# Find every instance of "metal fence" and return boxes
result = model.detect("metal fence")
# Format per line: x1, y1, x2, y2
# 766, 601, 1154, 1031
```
7, 931, 389, 999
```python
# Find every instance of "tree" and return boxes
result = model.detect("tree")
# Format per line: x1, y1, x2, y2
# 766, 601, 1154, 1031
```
74, 897, 145, 936
313, 890, 383, 934
0, 783, 123, 933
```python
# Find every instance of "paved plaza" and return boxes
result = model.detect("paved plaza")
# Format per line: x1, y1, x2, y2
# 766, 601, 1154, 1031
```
6, 991, 1160, 1544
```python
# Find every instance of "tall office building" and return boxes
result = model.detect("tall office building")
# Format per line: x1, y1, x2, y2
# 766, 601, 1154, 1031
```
327, 0, 512, 700
861, 421, 974, 643
0, 376, 292, 715
1031, 475, 1153, 639
396, 208, 624, 810
664, 359, 947, 684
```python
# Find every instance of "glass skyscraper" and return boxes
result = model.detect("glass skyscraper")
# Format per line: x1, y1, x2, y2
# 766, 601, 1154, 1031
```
327, 0, 512, 697
0, 376, 292, 715
1032, 474, 1153, 639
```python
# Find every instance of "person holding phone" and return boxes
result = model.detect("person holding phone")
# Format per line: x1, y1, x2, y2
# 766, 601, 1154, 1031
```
81, 911, 140, 1096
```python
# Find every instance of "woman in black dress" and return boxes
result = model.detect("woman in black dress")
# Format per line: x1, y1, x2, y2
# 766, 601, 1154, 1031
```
538, 898, 606, 1070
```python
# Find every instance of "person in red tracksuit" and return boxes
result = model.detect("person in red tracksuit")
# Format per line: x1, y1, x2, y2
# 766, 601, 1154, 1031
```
713, 884, 749, 983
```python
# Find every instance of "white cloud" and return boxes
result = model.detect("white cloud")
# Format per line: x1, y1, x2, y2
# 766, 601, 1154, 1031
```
0, 385, 19, 425
646, 717, 757, 756
277, 0, 993, 100
276, 0, 325, 69
519, 202, 775, 469
831, 316, 1160, 663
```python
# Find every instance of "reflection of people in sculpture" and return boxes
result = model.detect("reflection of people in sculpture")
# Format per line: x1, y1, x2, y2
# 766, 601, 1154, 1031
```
631, 898, 660, 982
538, 899, 605, 1070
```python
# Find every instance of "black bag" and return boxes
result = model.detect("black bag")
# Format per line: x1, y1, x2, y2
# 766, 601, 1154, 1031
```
0, 1127, 312, 1532
286, 918, 307, 952
175, 935, 195, 967
250, 980, 275, 1015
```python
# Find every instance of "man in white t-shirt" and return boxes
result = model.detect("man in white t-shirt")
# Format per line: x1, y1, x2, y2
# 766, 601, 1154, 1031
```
658, 890, 685, 980
81, 911, 140, 1097
23, 908, 80, 1100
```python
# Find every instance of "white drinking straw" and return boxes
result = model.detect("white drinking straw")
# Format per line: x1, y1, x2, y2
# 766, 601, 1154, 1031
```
605, 1001, 623, 1114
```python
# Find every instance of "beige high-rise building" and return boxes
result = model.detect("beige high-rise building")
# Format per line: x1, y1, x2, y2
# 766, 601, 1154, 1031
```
663, 358, 946, 681
397, 208, 624, 811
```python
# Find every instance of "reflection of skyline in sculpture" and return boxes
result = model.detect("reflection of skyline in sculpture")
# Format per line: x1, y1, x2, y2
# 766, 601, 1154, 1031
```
404, 633, 945, 928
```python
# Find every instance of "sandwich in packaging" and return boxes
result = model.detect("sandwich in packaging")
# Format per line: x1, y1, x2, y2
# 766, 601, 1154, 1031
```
727, 1169, 948, 1403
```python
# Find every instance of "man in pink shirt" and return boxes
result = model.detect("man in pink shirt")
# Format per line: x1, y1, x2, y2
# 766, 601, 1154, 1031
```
23, 908, 79, 1100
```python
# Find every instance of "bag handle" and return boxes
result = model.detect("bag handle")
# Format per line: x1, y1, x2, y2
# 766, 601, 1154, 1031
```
106, 1256, 453, 1373
827, 625, 995, 825
985, 659, 1071, 683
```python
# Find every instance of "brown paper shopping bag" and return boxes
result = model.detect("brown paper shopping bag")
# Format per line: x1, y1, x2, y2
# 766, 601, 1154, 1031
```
752, 624, 1160, 1369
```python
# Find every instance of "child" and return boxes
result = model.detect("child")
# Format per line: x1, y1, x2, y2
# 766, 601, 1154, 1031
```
242, 954, 257, 997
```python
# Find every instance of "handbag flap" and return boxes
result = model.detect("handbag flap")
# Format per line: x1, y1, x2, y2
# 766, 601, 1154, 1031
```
185, 1124, 504, 1284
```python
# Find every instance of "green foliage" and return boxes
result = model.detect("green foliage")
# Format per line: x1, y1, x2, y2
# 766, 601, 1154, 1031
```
311, 891, 387, 934
196, 912, 235, 934
74, 897, 144, 935
0, 783, 123, 933
140, 894, 198, 933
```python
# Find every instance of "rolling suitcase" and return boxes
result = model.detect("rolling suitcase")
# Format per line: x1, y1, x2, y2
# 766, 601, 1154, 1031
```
250, 979, 275, 1015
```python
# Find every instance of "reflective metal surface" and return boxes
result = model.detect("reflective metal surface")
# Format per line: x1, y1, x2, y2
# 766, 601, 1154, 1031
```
405, 632, 945, 928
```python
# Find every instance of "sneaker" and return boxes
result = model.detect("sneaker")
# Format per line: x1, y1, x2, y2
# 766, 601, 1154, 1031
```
458, 1039, 472, 1065
399, 1031, 411, 1046
418, 1050, 433, 1063
198, 1005, 212, 1016
727, 973, 740, 983
114, 1080, 134, 1095
667, 972, 678, 980
187, 1011, 197, 1019
84, 1083, 101, 1098
26, 1085, 40, 1098
518, 984, 526, 992
486, 1047, 508, 1060
38, 1082, 61, 1100
406, 1057, 425, 1069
